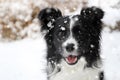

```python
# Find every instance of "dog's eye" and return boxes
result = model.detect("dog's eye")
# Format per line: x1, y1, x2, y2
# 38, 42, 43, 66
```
73, 26, 81, 34
58, 30, 66, 37
56, 29, 67, 41
72, 25, 83, 39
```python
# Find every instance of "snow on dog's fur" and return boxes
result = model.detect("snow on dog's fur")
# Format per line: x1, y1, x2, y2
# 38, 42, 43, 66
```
38, 7, 104, 80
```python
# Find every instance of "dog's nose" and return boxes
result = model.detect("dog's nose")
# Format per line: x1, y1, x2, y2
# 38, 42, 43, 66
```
66, 43, 75, 52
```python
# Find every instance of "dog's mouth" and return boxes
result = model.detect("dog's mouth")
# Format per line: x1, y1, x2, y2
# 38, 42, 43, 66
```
65, 55, 78, 65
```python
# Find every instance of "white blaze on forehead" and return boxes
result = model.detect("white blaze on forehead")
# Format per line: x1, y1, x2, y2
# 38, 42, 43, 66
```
69, 16, 79, 30
69, 16, 75, 30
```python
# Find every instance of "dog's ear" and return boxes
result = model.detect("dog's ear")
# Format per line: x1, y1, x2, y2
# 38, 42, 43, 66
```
80, 7, 104, 21
38, 8, 62, 31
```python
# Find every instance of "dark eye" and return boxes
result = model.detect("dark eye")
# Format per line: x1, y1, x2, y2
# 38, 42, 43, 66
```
73, 25, 81, 34
57, 30, 66, 39
72, 25, 83, 40
56, 27, 68, 41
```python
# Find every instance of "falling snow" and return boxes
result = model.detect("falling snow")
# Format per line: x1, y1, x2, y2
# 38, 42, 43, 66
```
74, 17, 79, 21
47, 21, 54, 29
47, 22, 52, 27
46, 9, 52, 13
64, 20, 67, 23
90, 44, 95, 48
60, 27, 66, 31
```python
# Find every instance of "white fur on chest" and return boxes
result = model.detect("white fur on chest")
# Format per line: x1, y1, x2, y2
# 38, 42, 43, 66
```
49, 57, 101, 80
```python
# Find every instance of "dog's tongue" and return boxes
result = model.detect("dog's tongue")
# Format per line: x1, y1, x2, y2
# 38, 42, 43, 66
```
66, 56, 77, 64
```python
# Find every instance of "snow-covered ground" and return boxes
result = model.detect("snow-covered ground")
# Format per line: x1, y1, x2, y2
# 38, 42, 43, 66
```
101, 29, 120, 80
0, 37, 47, 80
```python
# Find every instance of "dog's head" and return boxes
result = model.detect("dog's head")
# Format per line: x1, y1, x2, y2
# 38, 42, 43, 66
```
38, 7, 104, 67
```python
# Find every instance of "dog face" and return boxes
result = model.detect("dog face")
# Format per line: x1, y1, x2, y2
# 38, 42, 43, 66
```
53, 16, 80, 65
38, 7, 104, 66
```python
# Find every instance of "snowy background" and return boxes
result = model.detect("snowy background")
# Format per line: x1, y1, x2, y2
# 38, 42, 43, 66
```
0, 0, 120, 80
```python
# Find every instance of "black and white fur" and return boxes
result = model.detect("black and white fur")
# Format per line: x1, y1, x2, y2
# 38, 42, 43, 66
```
38, 7, 104, 80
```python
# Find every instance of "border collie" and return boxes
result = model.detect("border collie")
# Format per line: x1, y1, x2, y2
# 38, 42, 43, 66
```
38, 7, 104, 80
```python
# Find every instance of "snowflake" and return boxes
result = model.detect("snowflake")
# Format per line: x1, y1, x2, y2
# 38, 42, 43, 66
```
74, 17, 78, 21
60, 27, 66, 31
64, 20, 67, 23
47, 22, 54, 28
46, 9, 51, 13
90, 44, 95, 48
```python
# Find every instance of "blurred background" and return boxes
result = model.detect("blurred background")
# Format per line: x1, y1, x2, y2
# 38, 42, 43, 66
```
0, 0, 120, 42
0, 0, 120, 80
0, 0, 85, 41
